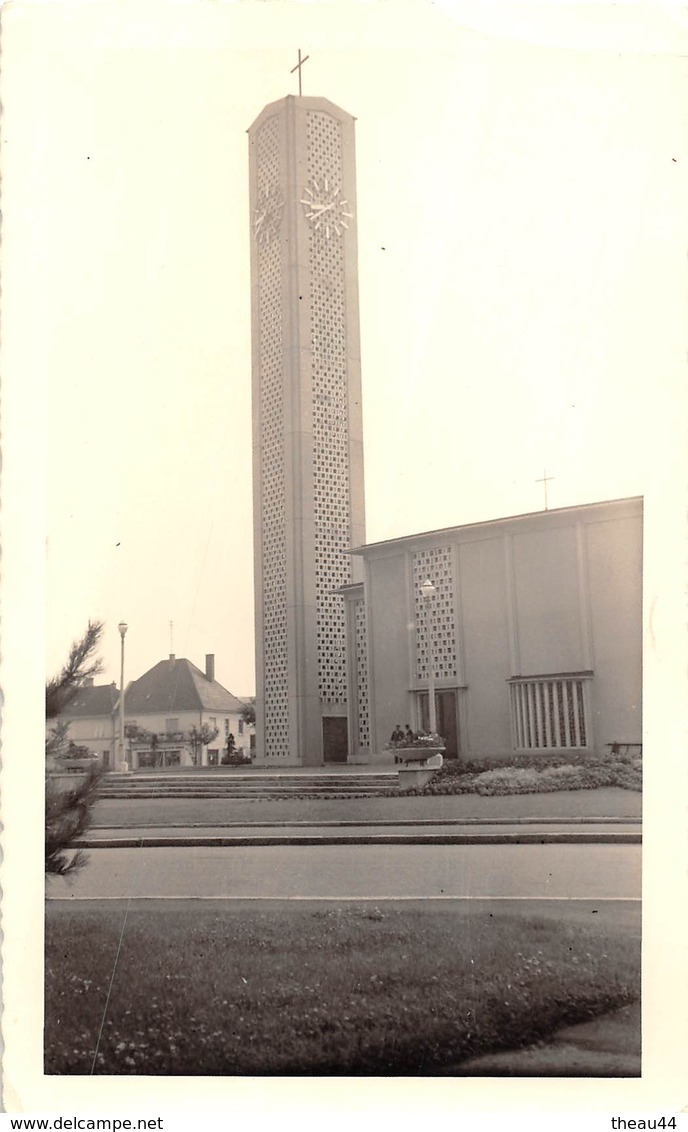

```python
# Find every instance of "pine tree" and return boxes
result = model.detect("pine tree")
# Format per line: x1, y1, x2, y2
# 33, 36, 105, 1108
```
46, 621, 105, 876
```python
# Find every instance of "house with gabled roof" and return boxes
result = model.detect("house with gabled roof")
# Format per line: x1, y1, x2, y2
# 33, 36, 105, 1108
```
47, 679, 119, 768
123, 653, 254, 768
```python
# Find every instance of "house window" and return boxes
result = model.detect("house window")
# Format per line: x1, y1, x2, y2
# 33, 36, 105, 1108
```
224, 719, 229, 737
165, 718, 179, 735
238, 718, 244, 736
509, 673, 591, 750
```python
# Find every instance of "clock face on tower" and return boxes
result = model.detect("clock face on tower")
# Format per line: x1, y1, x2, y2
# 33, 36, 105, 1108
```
253, 185, 284, 245
300, 177, 353, 238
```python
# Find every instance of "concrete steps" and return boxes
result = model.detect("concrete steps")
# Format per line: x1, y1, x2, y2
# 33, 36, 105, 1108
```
98, 772, 398, 800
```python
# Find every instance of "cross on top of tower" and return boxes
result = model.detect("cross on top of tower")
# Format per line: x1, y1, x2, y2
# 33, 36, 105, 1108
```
290, 48, 310, 96
535, 469, 555, 511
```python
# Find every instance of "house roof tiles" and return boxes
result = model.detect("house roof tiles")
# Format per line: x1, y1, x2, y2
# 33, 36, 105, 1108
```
124, 658, 247, 716
62, 683, 119, 718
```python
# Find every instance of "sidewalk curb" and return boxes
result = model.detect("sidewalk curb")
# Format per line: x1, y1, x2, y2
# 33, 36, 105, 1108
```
91, 816, 641, 831
76, 831, 642, 849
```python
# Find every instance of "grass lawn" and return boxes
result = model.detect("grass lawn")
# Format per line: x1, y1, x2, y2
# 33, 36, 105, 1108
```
45, 900, 640, 1076
92, 787, 642, 829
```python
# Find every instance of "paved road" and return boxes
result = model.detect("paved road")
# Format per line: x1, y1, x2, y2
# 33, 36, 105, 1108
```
48, 841, 641, 901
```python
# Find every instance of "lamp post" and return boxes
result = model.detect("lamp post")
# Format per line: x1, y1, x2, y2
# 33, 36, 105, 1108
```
419, 579, 437, 735
118, 621, 128, 772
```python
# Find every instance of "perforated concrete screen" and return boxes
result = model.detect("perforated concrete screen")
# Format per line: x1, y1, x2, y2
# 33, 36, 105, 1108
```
412, 546, 458, 683
307, 111, 352, 706
249, 96, 365, 764
256, 116, 290, 759
354, 598, 370, 749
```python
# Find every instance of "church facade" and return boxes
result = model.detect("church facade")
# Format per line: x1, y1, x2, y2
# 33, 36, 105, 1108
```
248, 96, 365, 765
341, 497, 642, 762
246, 91, 642, 768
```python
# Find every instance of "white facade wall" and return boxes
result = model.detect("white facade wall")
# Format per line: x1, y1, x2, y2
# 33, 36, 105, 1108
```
351, 499, 642, 761
123, 710, 254, 767
50, 715, 116, 766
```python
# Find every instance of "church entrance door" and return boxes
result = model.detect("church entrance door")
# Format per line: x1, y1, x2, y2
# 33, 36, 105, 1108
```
323, 716, 348, 763
418, 690, 459, 759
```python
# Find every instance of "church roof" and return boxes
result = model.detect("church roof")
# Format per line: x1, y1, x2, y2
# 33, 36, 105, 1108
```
61, 683, 119, 719
349, 496, 643, 556
124, 657, 248, 716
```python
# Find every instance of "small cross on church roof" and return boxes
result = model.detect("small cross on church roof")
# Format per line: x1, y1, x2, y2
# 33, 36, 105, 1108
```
536, 469, 555, 511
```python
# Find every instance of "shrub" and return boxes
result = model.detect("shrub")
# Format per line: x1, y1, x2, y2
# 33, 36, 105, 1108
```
220, 752, 252, 766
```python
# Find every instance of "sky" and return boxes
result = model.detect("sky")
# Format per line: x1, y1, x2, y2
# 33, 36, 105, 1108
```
4, 0, 687, 698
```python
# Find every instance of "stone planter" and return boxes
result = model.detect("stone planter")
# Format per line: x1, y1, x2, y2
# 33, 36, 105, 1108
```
391, 746, 444, 765
396, 749, 444, 791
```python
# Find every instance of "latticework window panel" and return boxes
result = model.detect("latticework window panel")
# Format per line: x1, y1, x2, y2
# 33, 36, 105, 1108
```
412, 547, 458, 682
257, 117, 289, 758
307, 111, 352, 705
354, 598, 370, 748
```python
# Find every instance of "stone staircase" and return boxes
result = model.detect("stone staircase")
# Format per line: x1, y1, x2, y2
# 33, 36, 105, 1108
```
97, 770, 398, 800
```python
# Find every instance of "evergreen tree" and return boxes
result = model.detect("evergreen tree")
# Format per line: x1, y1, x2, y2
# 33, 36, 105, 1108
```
46, 621, 105, 876
46, 620, 104, 721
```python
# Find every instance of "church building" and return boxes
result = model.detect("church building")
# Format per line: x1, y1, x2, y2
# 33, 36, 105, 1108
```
341, 497, 642, 763
247, 84, 642, 767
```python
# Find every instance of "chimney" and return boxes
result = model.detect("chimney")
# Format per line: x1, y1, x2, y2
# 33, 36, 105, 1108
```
84, 677, 94, 687
169, 654, 175, 662
205, 654, 215, 682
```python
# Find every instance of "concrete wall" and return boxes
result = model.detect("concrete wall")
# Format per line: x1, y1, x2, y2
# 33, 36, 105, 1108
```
511, 524, 585, 675
585, 512, 643, 747
366, 554, 413, 753
458, 537, 512, 754
358, 499, 642, 761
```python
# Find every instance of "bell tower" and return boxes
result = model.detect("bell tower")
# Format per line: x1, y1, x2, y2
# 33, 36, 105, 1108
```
248, 94, 366, 764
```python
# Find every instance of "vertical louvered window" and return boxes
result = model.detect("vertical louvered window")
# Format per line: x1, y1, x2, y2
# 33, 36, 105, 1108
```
509, 674, 591, 750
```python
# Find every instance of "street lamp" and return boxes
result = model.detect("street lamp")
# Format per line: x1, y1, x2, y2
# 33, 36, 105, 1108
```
419, 579, 437, 735
118, 621, 128, 772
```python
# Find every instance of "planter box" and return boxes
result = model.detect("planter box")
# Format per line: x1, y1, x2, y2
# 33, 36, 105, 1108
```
393, 748, 445, 766
397, 750, 444, 791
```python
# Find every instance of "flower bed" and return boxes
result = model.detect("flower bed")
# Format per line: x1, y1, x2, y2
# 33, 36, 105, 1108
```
387, 731, 445, 752
417, 751, 641, 796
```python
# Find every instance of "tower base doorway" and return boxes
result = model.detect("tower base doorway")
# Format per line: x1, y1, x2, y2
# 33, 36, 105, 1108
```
323, 716, 348, 763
